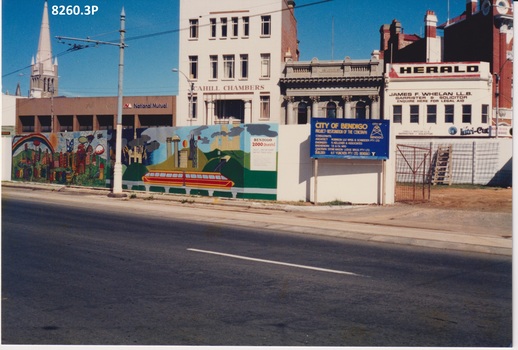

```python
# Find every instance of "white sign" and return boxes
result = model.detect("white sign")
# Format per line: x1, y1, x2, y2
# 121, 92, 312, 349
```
250, 137, 277, 171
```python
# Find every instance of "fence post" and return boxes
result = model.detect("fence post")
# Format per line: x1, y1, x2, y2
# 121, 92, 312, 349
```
471, 141, 477, 185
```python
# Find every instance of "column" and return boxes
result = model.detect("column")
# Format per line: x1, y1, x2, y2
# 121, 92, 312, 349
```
244, 100, 252, 123
286, 97, 295, 124
206, 99, 215, 125
370, 95, 380, 119
342, 95, 352, 119
311, 96, 320, 119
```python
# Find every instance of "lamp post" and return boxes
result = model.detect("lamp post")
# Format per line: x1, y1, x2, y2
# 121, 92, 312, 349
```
172, 68, 194, 124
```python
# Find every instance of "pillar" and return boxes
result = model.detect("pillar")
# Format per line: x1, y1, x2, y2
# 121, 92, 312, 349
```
244, 100, 252, 123
370, 95, 380, 119
311, 96, 320, 119
286, 97, 296, 124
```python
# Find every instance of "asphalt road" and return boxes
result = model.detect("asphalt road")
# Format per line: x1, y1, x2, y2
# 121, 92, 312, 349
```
2, 189, 512, 346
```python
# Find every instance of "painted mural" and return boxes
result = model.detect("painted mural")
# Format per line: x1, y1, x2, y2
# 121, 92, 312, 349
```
12, 131, 110, 187
11, 124, 279, 200
119, 124, 279, 200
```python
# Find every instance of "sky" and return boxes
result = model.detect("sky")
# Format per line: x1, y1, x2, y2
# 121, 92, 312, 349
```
2, 0, 466, 98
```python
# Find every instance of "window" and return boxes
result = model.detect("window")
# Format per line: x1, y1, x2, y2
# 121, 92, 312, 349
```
444, 104, 454, 123
221, 18, 228, 38
20, 116, 35, 133
410, 105, 419, 123
261, 15, 271, 36
223, 55, 235, 79
210, 55, 218, 79
240, 54, 248, 79
189, 56, 198, 79
39, 116, 52, 132
462, 105, 472, 123
426, 105, 437, 123
231, 17, 239, 37
260, 96, 270, 119
243, 17, 250, 37
260, 53, 271, 78
190, 96, 197, 119
77, 115, 93, 131
210, 18, 217, 38
481, 104, 489, 124
97, 115, 114, 130
298, 102, 308, 124
57, 116, 73, 132
189, 19, 198, 39
326, 102, 336, 118
393, 105, 402, 123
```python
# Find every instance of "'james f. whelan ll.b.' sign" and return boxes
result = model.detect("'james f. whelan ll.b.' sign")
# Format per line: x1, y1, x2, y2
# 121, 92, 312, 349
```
310, 118, 390, 160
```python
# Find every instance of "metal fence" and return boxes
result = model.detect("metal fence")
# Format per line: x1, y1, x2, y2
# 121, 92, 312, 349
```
395, 144, 432, 202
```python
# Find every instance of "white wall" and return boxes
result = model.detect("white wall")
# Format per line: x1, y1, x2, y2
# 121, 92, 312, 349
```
1, 95, 20, 181
277, 124, 395, 204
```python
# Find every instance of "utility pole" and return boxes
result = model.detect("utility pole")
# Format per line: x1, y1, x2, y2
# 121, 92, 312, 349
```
56, 7, 127, 196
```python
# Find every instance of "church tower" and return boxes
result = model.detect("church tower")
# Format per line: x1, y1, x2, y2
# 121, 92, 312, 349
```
30, 1, 58, 98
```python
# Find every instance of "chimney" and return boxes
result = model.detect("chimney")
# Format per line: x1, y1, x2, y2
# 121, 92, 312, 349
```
425, 10, 437, 38
466, 0, 477, 16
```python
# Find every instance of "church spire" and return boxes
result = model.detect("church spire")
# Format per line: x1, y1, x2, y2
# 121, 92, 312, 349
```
30, 1, 58, 98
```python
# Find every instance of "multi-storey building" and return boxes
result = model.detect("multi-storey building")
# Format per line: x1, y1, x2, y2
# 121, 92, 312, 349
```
176, 0, 298, 126
380, 0, 513, 137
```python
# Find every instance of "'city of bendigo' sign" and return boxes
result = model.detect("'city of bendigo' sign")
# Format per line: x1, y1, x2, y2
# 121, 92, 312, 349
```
310, 118, 390, 160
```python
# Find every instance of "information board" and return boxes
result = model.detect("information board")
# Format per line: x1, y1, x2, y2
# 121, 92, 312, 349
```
310, 118, 390, 159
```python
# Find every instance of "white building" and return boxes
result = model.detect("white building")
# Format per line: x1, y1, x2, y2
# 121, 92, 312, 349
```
177, 0, 298, 126
384, 62, 496, 137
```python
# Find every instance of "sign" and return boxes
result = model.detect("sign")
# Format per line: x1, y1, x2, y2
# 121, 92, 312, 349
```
250, 136, 277, 171
310, 118, 390, 159
387, 62, 487, 79
2, 126, 15, 137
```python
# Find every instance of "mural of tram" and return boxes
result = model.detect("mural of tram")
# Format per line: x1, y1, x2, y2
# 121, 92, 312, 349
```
142, 170, 234, 189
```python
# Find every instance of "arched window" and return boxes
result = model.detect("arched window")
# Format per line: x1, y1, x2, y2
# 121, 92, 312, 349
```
326, 102, 337, 118
297, 102, 308, 124
356, 101, 366, 119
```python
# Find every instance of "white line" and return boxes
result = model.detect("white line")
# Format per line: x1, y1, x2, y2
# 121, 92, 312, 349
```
187, 248, 367, 277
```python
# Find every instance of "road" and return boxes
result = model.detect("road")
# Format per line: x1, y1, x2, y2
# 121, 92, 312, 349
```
1, 188, 512, 346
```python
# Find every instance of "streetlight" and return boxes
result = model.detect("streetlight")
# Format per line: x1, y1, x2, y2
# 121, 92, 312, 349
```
172, 68, 194, 123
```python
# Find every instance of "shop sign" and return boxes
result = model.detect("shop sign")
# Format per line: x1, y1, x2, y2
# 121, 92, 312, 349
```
310, 118, 390, 160
388, 62, 486, 79
124, 103, 168, 109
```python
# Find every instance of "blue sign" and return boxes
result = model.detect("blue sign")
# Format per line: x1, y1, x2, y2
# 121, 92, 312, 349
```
310, 118, 390, 159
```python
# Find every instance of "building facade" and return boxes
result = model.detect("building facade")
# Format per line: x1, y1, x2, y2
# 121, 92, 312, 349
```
176, 0, 298, 126
384, 62, 494, 137
16, 96, 176, 134
380, 0, 513, 136
280, 54, 384, 124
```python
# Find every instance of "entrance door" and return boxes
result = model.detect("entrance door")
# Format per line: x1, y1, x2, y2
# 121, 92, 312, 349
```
215, 100, 244, 122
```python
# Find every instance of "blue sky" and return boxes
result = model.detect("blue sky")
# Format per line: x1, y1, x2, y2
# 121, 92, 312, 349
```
2, 0, 466, 97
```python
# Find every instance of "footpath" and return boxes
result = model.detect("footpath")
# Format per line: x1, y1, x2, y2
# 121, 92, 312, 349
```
1, 181, 513, 256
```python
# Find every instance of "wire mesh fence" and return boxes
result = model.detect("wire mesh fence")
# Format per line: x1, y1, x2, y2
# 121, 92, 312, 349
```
395, 144, 432, 202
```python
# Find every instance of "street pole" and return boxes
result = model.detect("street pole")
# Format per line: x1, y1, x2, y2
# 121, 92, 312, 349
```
172, 68, 194, 125
112, 7, 126, 196
56, 7, 128, 196
494, 73, 500, 138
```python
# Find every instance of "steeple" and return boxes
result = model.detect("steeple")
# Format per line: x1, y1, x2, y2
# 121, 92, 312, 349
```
30, 1, 58, 98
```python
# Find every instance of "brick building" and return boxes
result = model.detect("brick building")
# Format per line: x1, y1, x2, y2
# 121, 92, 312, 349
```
380, 0, 513, 137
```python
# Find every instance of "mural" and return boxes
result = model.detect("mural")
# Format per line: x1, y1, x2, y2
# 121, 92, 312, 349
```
12, 131, 109, 187
11, 124, 279, 200
118, 123, 279, 200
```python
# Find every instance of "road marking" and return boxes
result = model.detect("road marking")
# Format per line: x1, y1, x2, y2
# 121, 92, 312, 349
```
187, 248, 368, 277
